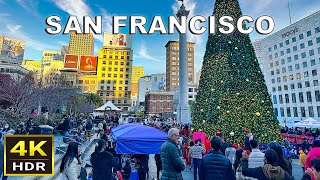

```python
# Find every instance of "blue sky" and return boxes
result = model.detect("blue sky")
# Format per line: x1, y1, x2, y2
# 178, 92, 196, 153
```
0, 0, 319, 75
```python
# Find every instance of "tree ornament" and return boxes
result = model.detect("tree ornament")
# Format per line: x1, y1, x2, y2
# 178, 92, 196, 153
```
246, 79, 249, 82
230, 131, 235, 136
236, 92, 240, 95
200, 109, 204, 112
255, 112, 261, 117
228, 41, 232, 44
223, 98, 229, 102
250, 99, 255, 103
227, 110, 230, 113
217, 106, 221, 110
261, 100, 265, 103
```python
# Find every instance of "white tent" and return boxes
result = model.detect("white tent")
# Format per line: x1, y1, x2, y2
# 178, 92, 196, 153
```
293, 118, 320, 129
95, 101, 121, 111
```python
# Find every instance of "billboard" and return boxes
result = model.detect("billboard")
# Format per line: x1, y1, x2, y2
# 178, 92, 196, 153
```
80, 55, 97, 72
0, 36, 25, 64
103, 33, 132, 48
63, 55, 78, 69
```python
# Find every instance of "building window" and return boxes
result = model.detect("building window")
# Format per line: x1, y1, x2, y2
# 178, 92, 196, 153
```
318, 106, 320, 117
309, 106, 314, 117
286, 48, 290, 54
296, 73, 301, 79
316, 90, 320, 101
294, 55, 298, 61
274, 108, 279, 116
274, 45, 277, 50
279, 95, 283, 104
273, 95, 277, 104
286, 40, 290, 45
308, 40, 313, 46
309, 50, 315, 56
292, 37, 296, 42
280, 108, 284, 117
301, 107, 306, 117
272, 87, 276, 92
113, 86, 116, 90
118, 100, 121, 104
292, 93, 296, 103
108, 74, 111, 77
280, 51, 284, 56
312, 70, 317, 76
278, 86, 282, 91
287, 107, 291, 117
287, 57, 292, 63
311, 59, 316, 66
103, 61, 106, 65
299, 34, 304, 40
303, 62, 307, 68
307, 91, 312, 102
314, 80, 319, 86
282, 68, 286, 73
304, 71, 309, 78
281, 59, 285, 64
316, 27, 320, 33
290, 84, 295, 90
305, 81, 310, 87
293, 107, 298, 117
285, 94, 289, 103
125, 87, 128, 90
317, 37, 320, 44
295, 64, 300, 70
102, 73, 105, 77
301, 52, 306, 58
100, 86, 104, 90
300, 43, 305, 49
268, 47, 272, 52
299, 92, 304, 102
271, 71, 274, 75
107, 86, 110, 90
307, 30, 312, 37
109, 61, 112, 65
284, 85, 288, 90
288, 66, 293, 72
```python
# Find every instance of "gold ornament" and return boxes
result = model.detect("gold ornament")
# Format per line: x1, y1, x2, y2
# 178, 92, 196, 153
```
199, 129, 203, 132
230, 131, 235, 136
227, 110, 230, 113
201, 109, 204, 112
256, 112, 261, 117
202, 120, 206, 124
236, 92, 240, 95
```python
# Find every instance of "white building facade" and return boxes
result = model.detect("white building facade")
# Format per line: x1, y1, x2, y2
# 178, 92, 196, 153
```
173, 85, 198, 112
259, 11, 320, 125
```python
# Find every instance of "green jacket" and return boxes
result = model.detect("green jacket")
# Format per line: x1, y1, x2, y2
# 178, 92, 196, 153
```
160, 138, 185, 180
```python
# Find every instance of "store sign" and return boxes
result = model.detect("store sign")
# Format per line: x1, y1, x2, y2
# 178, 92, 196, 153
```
282, 27, 298, 38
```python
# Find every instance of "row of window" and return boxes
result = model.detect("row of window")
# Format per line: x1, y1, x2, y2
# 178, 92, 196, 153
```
101, 67, 129, 72
102, 55, 130, 60
169, 46, 194, 51
272, 80, 319, 92
271, 59, 318, 75
273, 90, 320, 104
102, 61, 130, 66
100, 86, 129, 91
275, 106, 320, 118
271, 69, 318, 83
151, 102, 172, 107
110, 99, 128, 104
99, 92, 129, 98
151, 95, 172, 100
101, 73, 130, 78
101, 49, 130, 55
270, 47, 320, 65
268, 27, 320, 52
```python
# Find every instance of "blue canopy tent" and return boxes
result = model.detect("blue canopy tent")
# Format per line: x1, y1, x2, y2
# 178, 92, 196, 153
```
111, 124, 167, 154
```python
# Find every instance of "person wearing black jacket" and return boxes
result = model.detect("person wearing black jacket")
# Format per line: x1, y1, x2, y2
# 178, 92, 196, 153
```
155, 154, 162, 180
90, 139, 115, 180
269, 142, 292, 176
242, 149, 294, 180
199, 136, 235, 180
122, 160, 131, 180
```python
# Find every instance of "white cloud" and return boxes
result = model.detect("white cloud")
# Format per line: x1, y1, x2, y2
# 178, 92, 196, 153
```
4, 24, 57, 51
135, 41, 163, 62
16, 0, 41, 18
52, 0, 113, 44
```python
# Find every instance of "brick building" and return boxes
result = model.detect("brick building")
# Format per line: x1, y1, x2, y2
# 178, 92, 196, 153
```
145, 92, 174, 116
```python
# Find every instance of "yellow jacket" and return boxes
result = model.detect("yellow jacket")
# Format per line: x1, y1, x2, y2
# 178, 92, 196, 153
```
299, 150, 306, 167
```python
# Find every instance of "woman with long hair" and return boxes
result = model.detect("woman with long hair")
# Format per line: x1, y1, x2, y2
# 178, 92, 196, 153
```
90, 139, 115, 180
305, 139, 320, 170
60, 142, 81, 180
268, 142, 293, 177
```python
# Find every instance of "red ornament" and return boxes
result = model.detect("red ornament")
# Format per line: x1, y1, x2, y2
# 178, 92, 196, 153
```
243, 128, 248, 132
250, 99, 255, 103
223, 98, 229, 102
196, 105, 200, 108
226, 70, 231, 72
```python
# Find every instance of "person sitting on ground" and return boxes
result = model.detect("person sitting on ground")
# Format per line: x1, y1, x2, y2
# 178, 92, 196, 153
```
302, 158, 320, 180
199, 136, 235, 180
242, 149, 294, 180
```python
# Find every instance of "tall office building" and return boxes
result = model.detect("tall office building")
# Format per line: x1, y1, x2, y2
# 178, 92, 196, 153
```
41, 50, 61, 65
165, 40, 195, 91
68, 31, 94, 56
131, 66, 144, 97
252, 39, 264, 71
97, 33, 133, 111
259, 11, 320, 125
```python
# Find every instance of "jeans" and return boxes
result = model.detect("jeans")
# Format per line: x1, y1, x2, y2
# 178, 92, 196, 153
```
193, 158, 202, 180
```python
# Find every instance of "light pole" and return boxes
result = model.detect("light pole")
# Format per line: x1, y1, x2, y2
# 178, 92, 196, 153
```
177, 0, 191, 124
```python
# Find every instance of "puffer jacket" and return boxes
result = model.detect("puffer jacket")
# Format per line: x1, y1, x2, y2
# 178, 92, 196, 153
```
199, 150, 235, 180
248, 149, 265, 168
62, 158, 81, 180
160, 138, 185, 180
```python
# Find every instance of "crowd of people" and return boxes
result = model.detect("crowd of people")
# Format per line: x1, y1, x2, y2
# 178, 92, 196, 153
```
282, 126, 320, 138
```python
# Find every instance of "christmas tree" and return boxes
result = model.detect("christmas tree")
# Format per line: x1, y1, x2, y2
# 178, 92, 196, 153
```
192, 0, 282, 145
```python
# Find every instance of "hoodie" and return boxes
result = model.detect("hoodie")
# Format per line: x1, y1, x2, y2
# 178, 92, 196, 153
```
90, 151, 115, 180
262, 164, 285, 180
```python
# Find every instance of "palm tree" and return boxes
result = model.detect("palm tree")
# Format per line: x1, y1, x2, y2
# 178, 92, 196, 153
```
85, 93, 103, 108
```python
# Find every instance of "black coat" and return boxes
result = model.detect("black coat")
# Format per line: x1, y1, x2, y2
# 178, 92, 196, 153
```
199, 150, 235, 180
241, 160, 294, 180
90, 151, 115, 180
244, 136, 251, 151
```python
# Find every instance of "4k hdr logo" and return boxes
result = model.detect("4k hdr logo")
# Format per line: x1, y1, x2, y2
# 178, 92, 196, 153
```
4, 135, 54, 176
